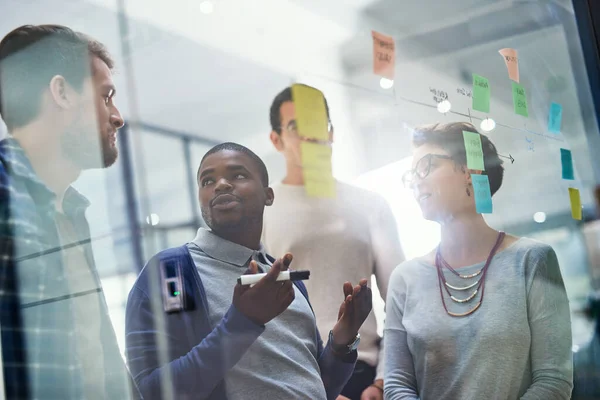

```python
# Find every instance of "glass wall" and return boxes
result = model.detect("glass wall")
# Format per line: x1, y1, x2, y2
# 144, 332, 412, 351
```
1, 0, 600, 398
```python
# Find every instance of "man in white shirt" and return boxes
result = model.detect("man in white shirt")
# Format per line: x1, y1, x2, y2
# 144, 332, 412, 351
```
262, 85, 405, 400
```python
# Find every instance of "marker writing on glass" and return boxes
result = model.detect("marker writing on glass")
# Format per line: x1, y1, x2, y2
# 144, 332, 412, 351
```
237, 270, 310, 286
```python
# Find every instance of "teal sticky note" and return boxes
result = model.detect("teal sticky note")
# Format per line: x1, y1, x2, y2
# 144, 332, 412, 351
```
471, 174, 493, 214
548, 102, 562, 133
560, 148, 574, 180
512, 82, 528, 117
472, 74, 490, 113
463, 131, 485, 171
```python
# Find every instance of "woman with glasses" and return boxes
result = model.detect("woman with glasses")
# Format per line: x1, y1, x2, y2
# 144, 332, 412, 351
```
384, 122, 573, 399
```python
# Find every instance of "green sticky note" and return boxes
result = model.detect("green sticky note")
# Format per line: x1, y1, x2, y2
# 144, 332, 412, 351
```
512, 82, 528, 117
472, 74, 490, 113
463, 131, 485, 171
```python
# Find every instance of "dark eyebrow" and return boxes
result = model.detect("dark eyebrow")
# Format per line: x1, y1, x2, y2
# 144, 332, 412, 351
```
199, 167, 215, 181
198, 165, 252, 181
227, 165, 252, 175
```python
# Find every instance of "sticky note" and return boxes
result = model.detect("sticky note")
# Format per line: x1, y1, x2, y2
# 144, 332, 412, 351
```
301, 141, 335, 198
499, 48, 519, 82
372, 30, 395, 80
568, 188, 582, 220
512, 82, 528, 117
472, 74, 490, 113
560, 148, 574, 180
291, 84, 329, 141
471, 174, 493, 214
548, 102, 563, 133
463, 131, 485, 171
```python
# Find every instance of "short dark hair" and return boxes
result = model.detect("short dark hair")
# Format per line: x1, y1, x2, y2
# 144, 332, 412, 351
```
198, 142, 269, 186
0, 24, 114, 130
269, 84, 331, 134
412, 122, 504, 196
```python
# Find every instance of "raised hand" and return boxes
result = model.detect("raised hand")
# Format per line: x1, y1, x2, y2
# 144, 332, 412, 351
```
331, 278, 372, 349
232, 253, 295, 325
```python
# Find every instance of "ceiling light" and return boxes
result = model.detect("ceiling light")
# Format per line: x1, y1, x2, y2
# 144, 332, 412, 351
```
146, 213, 160, 226
480, 118, 496, 132
199, 1, 214, 14
533, 212, 546, 223
380, 78, 394, 89
437, 100, 451, 113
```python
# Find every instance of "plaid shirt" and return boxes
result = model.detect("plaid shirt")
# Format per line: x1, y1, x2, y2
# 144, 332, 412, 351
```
0, 138, 140, 399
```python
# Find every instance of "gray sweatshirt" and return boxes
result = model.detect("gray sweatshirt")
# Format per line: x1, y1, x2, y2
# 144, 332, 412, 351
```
384, 238, 573, 400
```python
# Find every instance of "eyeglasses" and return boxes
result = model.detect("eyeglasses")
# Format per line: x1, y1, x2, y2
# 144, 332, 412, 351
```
402, 154, 453, 188
281, 120, 334, 141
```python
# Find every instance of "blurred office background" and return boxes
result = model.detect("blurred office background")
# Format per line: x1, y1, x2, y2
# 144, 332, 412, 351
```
1, 0, 599, 356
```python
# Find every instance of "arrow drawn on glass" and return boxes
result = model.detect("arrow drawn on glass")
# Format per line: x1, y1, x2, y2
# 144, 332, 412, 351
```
498, 153, 515, 164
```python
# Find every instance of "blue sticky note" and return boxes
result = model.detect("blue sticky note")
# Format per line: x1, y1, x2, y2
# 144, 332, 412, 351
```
471, 174, 493, 214
548, 102, 563, 134
560, 148, 574, 180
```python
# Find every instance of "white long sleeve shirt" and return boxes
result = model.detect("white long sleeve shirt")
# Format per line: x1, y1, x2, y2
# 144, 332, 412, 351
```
262, 181, 404, 379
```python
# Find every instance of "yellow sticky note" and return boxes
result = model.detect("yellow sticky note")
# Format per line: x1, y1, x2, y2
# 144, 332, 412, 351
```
301, 141, 335, 198
292, 84, 329, 141
568, 188, 582, 220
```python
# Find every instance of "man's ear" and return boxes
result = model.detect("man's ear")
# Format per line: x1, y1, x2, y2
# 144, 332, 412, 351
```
270, 130, 285, 152
49, 75, 72, 110
265, 187, 275, 206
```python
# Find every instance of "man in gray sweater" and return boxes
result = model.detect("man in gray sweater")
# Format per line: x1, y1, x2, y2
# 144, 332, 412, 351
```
263, 85, 405, 400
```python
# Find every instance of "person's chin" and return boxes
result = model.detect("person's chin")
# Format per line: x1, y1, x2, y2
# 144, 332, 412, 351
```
102, 148, 118, 167
101, 136, 119, 167
210, 208, 243, 224
419, 205, 437, 222
211, 217, 244, 232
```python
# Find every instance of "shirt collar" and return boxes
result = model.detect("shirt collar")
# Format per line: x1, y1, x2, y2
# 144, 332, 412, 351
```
0, 137, 90, 216
62, 186, 91, 218
191, 227, 271, 267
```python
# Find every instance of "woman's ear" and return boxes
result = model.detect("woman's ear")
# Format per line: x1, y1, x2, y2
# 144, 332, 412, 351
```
465, 169, 483, 184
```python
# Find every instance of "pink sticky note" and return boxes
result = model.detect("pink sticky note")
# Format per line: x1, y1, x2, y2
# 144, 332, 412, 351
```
499, 48, 519, 83
372, 30, 395, 80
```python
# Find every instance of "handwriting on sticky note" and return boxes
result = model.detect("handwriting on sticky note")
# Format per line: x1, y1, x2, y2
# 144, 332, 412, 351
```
499, 48, 519, 82
301, 142, 335, 198
512, 82, 528, 117
372, 30, 395, 80
463, 131, 485, 171
471, 174, 493, 214
560, 148, 574, 180
548, 102, 563, 133
568, 188, 582, 220
291, 84, 329, 142
472, 74, 490, 113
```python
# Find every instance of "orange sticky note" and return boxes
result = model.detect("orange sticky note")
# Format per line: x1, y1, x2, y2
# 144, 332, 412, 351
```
569, 188, 582, 220
372, 30, 395, 80
499, 48, 519, 83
